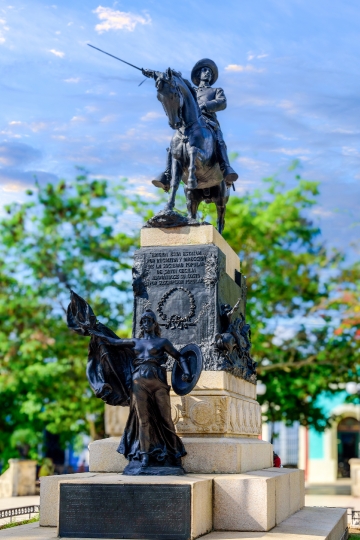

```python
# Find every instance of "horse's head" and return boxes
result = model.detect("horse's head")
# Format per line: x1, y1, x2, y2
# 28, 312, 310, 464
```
156, 67, 183, 130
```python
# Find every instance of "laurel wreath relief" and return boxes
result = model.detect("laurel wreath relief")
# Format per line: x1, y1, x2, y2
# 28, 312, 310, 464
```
157, 287, 196, 329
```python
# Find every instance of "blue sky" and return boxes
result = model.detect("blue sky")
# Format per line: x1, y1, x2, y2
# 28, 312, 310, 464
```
0, 0, 359, 254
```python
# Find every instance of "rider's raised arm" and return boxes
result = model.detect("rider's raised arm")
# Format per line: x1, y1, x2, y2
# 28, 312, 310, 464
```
205, 87, 227, 113
141, 68, 161, 80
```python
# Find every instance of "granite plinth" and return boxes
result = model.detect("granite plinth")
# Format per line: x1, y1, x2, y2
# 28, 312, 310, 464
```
56, 475, 212, 540
88, 437, 272, 475
24, 507, 347, 540
42, 468, 306, 532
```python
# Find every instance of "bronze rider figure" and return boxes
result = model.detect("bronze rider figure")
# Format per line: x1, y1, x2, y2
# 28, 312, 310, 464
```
142, 58, 238, 192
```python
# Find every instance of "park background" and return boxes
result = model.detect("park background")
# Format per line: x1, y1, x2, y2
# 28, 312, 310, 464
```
0, 0, 360, 493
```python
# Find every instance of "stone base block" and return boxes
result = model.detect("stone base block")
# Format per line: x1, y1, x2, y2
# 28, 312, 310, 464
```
182, 437, 272, 474
40, 472, 101, 526
54, 474, 212, 539
170, 372, 261, 438
88, 436, 272, 475
213, 468, 305, 532
88, 436, 127, 473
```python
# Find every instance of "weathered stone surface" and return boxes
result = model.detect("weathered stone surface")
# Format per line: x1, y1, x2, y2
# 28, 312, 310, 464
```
213, 473, 276, 532
88, 437, 127, 473
39, 472, 99, 526
241, 468, 305, 526
182, 438, 273, 474
105, 406, 129, 436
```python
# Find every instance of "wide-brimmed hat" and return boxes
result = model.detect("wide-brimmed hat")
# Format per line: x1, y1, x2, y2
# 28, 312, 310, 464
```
191, 58, 218, 86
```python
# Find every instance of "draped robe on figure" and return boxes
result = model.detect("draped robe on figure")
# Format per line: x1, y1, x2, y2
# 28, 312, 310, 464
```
67, 291, 185, 464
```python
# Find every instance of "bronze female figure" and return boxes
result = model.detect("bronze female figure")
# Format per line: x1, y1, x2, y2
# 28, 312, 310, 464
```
67, 291, 200, 475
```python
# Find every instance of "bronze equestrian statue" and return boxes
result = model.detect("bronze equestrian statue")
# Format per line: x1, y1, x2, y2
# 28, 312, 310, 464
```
143, 59, 238, 193
87, 46, 238, 234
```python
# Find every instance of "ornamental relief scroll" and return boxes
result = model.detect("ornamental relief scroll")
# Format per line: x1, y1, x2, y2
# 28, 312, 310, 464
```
170, 395, 262, 437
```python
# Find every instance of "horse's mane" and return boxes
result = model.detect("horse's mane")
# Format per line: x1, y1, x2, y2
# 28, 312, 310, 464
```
172, 71, 201, 115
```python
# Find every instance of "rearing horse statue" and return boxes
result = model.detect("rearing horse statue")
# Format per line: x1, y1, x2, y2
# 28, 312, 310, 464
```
146, 68, 231, 234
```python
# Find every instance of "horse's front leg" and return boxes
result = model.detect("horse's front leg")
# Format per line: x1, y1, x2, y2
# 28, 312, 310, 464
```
184, 187, 200, 224
216, 181, 230, 234
164, 157, 182, 212
187, 145, 201, 190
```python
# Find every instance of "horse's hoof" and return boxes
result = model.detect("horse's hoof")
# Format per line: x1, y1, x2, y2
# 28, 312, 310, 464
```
187, 217, 199, 225
152, 179, 170, 192
223, 167, 238, 186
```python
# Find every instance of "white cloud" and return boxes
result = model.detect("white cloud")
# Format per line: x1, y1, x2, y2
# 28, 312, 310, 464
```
342, 146, 360, 157
71, 116, 86, 122
312, 207, 334, 218
9, 121, 22, 125
272, 147, 311, 156
247, 52, 268, 61
1, 181, 25, 193
225, 64, 264, 73
49, 49, 65, 58
64, 77, 80, 83
93, 6, 151, 33
100, 115, 117, 123
0, 17, 8, 44
30, 122, 47, 132
140, 111, 162, 122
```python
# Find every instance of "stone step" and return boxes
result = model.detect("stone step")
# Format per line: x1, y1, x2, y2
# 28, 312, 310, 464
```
39, 468, 304, 531
203, 506, 348, 540
0, 507, 347, 540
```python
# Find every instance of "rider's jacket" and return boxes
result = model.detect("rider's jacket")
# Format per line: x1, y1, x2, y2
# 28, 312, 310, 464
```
194, 84, 227, 126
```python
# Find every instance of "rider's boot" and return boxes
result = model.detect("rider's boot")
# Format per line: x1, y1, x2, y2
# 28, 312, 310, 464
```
152, 148, 171, 192
217, 141, 238, 188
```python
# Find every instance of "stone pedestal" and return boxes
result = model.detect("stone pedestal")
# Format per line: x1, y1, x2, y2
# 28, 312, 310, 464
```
40, 225, 313, 539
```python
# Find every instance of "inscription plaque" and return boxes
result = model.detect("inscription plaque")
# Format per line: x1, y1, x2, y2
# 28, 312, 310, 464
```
132, 244, 256, 382
59, 483, 191, 539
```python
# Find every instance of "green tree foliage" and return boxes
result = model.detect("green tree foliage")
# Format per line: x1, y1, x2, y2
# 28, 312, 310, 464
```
220, 173, 360, 431
0, 169, 359, 465
0, 172, 152, 462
